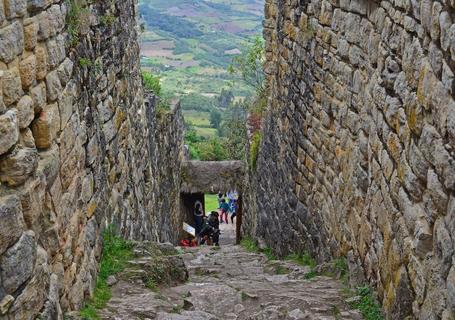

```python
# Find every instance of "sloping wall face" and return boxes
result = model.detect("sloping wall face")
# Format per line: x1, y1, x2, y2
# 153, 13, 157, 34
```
244, 0, 455, 318
0, 0, 183, 318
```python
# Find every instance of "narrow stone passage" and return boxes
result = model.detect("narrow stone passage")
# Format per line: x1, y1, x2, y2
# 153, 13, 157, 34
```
97, 225, 363, 320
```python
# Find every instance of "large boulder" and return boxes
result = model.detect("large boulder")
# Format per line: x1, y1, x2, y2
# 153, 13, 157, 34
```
0, 231, 37, 295
0, 195, 25, 256
0, 146, 39, 186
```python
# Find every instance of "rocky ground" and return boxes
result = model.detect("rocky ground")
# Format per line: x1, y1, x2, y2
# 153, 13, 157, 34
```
97, 224, 363, 319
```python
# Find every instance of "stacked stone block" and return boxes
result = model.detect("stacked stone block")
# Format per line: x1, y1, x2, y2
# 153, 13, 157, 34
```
244, 0, 455, 318
0, 0, 183, 318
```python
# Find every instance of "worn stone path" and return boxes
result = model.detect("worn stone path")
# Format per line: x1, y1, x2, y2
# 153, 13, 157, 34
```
98, 224, 363, 319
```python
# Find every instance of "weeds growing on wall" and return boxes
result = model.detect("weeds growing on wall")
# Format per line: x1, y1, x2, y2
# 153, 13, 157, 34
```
142, 71, 162, 96
249, 132, 262, 170
349, 286, 384, 320
79, 227, 134, 319
66, 0, 90, 46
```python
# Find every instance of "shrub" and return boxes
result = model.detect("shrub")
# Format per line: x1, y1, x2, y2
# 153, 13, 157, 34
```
79, 57, 92, 67
142, 71, 162, 96
352, 286, 384, 320
197, 138, 228, 161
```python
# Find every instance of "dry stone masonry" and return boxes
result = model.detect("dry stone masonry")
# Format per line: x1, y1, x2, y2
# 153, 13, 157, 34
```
244, 0, 455, 319
0, 0, 183, 318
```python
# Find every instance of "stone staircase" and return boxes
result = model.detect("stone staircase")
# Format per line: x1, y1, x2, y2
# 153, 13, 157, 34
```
95, 227, 363, 320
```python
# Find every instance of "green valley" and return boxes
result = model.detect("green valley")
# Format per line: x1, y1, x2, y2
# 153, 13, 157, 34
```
139, 0, 263, 151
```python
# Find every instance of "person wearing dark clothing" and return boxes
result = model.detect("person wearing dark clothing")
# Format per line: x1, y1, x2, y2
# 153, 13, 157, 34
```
217, 192, 224, 206
194, 201, 204, 235
198, 211, 220, 246
219, 198, 230, 224
230, 200, 237, 224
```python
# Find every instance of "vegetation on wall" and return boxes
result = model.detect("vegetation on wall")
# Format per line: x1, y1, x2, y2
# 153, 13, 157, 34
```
80, 227, 134, 319
249, 132, 262, 170
66, 0, 90, 46
142, 71, 162, 96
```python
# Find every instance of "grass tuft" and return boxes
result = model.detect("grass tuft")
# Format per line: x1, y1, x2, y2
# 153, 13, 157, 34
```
351, 286, 384, 320
240, 237, 259, 253
79, 226, 133, 319
146, 279, 158, 292
285, 253, 316, 269
274, 265, 289, 275
262, 247, 276, 261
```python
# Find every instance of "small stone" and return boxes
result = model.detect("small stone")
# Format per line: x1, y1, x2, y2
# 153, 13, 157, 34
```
16, 95, 35, 129
0, 146, 39, 186
234, 304, 245, 314
182, 299, 194, 311
414, 218, 433, 258
19, 128, 36, 148
157, 242, 178, 255
0, 295, 15, 315
241, 292, 258, 299
106, 275, 118, 286
0, 109, 19, 155
287, 308, 309, 319
346, 296, 362, 304
62, 311, 82, 320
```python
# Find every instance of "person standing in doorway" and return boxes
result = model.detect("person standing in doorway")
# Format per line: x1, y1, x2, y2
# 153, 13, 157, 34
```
219, 198, 230, 224
230, 200, 237, 224
217, 191, 224, 207
194, 200, 204, 235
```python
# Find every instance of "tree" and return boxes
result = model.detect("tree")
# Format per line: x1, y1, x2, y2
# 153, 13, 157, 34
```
220, 101, 247, 160
228, 36, 265, 95
217, 89, 234, 109
197, 138, 228, 161
209, 110, 222, 129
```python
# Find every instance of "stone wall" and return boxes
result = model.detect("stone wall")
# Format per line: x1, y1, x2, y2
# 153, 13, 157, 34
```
244, 0, 455, 318
0, 0, 183, 318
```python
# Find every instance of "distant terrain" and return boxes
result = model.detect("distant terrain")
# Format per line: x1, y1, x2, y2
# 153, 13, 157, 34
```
139, 0, 263, 139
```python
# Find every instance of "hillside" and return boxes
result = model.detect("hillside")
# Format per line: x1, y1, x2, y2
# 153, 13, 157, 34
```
139, 0, 264, 138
